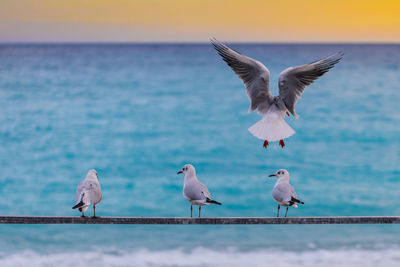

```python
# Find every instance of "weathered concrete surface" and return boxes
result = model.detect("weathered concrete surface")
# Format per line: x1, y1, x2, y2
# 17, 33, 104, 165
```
0, 216, 399, 224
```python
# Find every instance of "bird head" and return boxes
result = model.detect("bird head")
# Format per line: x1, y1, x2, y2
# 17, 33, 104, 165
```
88, 169, 98, 178
177, 164, 195, 176
269, 169, 289, 180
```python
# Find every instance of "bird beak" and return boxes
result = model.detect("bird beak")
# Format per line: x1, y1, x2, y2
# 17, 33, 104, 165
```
269, 174, 276, 177
177, 171, 183, 174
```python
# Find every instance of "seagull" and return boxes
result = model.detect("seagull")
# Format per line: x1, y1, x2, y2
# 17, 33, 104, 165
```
72, 169, 102, 218
211, 38, 343, 149
177, 164, 222, 217
269, 169, 304, 217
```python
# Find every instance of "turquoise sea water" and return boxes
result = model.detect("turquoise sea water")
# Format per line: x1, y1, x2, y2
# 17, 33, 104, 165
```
0, 43, 400, 266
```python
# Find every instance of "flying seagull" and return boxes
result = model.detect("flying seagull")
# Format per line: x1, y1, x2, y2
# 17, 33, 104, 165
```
177, 164, 222, 217
269, 169, 304, 217
72, 169, 102, 218
211, 38, 343, 149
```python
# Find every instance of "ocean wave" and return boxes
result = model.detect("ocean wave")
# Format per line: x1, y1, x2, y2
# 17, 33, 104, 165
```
1, 246, 400, 267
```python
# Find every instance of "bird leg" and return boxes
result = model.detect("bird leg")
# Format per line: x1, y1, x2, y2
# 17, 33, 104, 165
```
81, 211, 85, 218
93, 205, 97, 218
279, 139, 285, 148
286, 111, 290, 116
263, 140, 269, 149
285, 207, 289, 217
199, 206, 201, 218
277, 205, 280, 217
190, 205, 193, 218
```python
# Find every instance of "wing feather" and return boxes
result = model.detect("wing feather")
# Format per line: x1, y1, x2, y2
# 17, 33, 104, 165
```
199, 182, 211, 199
278, 52, 344, 117
74, 179, 102, 205
289, 184, 298, 200
211, 38, 273, 113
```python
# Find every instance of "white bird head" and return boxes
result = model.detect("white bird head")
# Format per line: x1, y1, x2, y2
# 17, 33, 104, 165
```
269, 169, 289, 181
177, 164, 196, 177
87, 169, 98, 179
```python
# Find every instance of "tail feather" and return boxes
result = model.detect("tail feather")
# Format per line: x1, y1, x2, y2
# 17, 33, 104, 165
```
206, 198, 222, 205
248, 112, 295, 142
72, 193, 85, 209
291, 197, 304, 205
72, 200, 85, 209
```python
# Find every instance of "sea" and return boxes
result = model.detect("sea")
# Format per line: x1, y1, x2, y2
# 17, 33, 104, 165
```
0, 43, 399, 266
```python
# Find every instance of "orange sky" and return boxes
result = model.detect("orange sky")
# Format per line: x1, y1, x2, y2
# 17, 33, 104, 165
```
0, 0, 399, 42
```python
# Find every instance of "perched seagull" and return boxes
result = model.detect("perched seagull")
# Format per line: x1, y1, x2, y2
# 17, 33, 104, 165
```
177, 164, 222, 217
72, 169, 102, 218
269, 169, 304, 217
211, 38, 343, 149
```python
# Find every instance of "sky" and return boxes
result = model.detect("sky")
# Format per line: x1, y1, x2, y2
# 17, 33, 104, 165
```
0, 0, 399, 43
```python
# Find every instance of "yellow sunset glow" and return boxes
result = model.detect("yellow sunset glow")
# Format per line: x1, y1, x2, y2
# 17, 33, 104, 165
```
0, 0, 399, 42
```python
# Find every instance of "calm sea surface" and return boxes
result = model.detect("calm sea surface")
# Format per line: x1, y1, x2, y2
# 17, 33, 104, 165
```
0, 43, 400, 266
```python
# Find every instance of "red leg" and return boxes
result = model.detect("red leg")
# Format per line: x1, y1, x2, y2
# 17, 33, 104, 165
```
279, 139, 285, 148
286, 111, 290, 116
263, 140, 269, 148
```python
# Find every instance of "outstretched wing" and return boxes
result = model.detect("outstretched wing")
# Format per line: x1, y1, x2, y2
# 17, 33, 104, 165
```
211, 38, 273, 114
278, 52, 344, 117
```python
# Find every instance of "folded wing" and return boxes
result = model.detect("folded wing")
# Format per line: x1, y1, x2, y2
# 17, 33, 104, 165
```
74, 180, 101, 205
199, 182, 211, 200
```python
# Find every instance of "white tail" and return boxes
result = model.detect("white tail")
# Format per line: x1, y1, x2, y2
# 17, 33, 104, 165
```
248, 110, 295, 142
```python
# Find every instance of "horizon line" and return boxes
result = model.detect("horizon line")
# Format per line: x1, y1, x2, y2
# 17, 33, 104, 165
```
1, 41, 400, 45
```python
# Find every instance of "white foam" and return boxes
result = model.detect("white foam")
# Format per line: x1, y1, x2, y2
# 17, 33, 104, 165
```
1, 246, 400, 267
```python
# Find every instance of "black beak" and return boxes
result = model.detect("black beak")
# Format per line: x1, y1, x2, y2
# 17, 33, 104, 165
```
177, 171, 183, 174
269, 174, 277, 177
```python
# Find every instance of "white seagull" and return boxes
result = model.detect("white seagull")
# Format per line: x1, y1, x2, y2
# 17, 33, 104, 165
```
72, 169, 102, 218
177, 164, 222, 217
269, 169, 304, 217
211, 38, 343, 149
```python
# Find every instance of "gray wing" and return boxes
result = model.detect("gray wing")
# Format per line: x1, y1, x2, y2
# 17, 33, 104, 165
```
198, 182, 211, 199
278, 52, 344, 117
211, 38, 273, 113
289, 184, 298, 199
74, 181, 86, 203
75, 180, 102, 205
272, 183, 292, 203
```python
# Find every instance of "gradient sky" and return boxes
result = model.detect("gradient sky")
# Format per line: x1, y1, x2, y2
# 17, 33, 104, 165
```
0, 0, 399, 43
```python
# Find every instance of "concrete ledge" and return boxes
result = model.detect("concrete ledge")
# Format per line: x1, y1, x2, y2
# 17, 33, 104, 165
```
0, 216, 400, 224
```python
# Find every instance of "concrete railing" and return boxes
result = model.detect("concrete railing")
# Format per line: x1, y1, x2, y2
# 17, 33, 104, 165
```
0, 216, 399, 224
